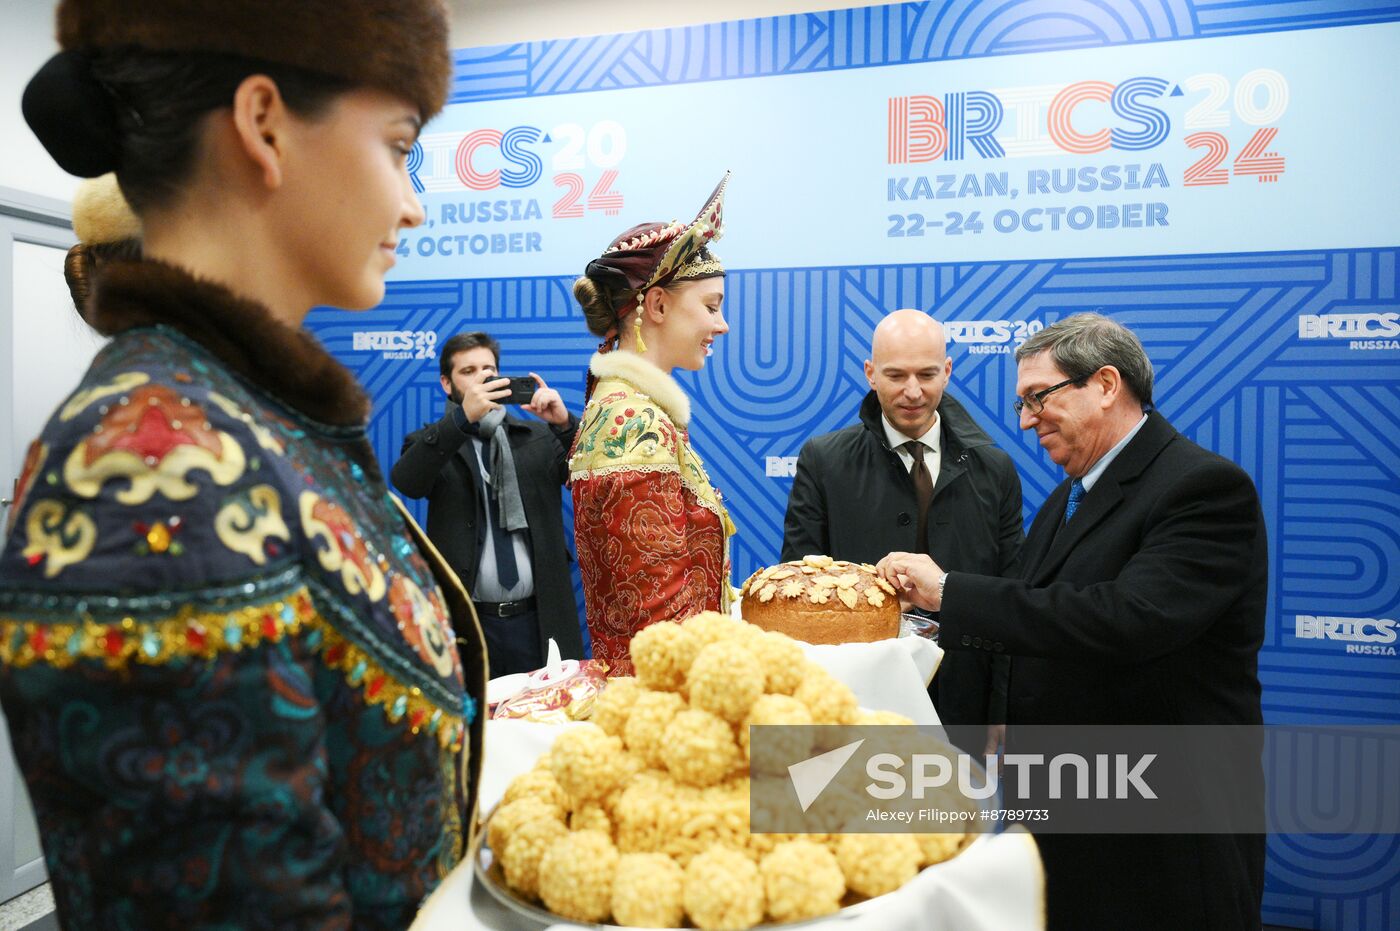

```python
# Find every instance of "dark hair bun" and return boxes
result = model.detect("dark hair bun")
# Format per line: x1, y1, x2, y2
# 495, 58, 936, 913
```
63, 244, 96, 315
63, 239, 140, 320
22, 51, 122, 178
574, 276, 618, 337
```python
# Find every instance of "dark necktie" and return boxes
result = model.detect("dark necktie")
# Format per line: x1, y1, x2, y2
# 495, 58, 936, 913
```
904, 441, 934, 553
1063, 478, 1086, 524
473, 437, 520, 590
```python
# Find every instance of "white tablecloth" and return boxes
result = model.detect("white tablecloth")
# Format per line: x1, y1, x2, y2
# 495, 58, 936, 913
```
412, 638, 1044, 931
799, 635, 942, 725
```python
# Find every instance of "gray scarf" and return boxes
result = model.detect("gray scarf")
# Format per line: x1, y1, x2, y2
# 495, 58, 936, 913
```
475, 408, 528, 533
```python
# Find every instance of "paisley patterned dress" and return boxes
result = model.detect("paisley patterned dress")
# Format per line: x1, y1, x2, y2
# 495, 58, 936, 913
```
0, 259, 486, 930
569, 350, 735, 675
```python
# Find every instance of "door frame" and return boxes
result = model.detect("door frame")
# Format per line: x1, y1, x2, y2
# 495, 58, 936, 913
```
0, 183, 71, 905
0, 183, 73, 522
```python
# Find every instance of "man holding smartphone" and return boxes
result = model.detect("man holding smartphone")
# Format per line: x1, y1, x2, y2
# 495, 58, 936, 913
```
391, 332, 584, 674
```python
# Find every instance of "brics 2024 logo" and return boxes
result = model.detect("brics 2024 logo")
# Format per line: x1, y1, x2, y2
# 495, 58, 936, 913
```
1294, 615, 1398, 657
395, 122, 628, 260
352, 330, 437, 361
945, 319, 1043, 355
1297, 312, 1400, 351
886, 71, 1287, 186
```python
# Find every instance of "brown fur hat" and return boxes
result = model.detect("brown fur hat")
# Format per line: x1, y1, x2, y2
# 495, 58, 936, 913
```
55, 0, 452, 119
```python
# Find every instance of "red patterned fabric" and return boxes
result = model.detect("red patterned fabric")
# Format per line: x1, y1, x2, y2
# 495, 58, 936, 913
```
572, 468, 725, 675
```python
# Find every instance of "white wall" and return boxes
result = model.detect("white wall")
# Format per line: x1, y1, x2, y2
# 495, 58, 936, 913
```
448, 0, 853, 46
11, 240, 103, 468
0, 0, 859, 204
0, 0, 857, 204
0, 0, 73, 204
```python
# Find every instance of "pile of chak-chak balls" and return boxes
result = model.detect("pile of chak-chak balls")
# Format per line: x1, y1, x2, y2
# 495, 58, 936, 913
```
488, 611, 971, 929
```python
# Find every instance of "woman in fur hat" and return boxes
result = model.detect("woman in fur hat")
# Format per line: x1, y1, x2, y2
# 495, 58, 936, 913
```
0, 2, 485, 928
568, 174, 737, 675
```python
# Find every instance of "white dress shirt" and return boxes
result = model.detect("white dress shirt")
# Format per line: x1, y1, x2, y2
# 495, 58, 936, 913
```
882, 412, 942, 489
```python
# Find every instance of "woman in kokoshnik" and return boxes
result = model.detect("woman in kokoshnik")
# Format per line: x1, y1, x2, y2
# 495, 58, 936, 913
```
568, 174, 738, 676
0, 1, 486, 927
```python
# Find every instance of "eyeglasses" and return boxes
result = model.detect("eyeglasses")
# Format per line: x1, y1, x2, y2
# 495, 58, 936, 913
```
1013, 373, 1092, 416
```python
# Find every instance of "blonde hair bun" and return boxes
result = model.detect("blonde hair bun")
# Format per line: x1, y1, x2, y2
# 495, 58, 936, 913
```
72, 173, 141, 245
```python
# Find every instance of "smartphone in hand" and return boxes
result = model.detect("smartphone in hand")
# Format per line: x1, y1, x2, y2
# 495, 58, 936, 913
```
504, 376, 537, 405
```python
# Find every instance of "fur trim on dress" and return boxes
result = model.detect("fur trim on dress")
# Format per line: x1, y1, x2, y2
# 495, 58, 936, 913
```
88, 258, 370, 426
588, 350, 691, 427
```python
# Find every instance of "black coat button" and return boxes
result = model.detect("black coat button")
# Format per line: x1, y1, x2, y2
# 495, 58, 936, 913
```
960, 635, 971, 647
972, 637, 982, 648
897, 512, 911, 526
993, 642, 1004, 652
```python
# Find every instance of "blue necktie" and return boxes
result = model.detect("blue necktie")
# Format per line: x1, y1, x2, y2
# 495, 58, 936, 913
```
473, 438, 520, 590
1064, 478, 1086, 524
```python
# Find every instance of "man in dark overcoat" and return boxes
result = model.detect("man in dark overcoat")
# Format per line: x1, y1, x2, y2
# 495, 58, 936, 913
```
393, 332, 583, 674
783, 309, 1023, 754
880, 313, 1266, 931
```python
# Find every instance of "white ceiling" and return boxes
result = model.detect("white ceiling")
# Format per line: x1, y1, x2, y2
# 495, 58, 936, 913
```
448, 0, 860, 48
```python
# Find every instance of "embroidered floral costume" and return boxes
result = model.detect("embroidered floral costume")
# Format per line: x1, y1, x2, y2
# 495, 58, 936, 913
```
569, 176, 735, 675
0, 260, 486, 929
570, 351, 734, 674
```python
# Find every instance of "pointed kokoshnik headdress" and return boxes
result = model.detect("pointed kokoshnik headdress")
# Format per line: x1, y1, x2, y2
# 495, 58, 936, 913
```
582, 172, 730, 358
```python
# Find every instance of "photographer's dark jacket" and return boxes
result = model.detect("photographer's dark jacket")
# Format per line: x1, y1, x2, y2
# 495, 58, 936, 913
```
390, 408, 584, 660
0, 259, 485, 930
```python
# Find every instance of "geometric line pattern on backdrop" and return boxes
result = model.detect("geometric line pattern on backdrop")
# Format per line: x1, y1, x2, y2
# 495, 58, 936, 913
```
450, 0, 1400, 103
1264, 829, 1400, 931
307, 244, 1400, 929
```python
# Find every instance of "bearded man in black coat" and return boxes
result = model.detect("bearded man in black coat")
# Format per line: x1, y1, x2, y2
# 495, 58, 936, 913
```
392, 332, 583, 675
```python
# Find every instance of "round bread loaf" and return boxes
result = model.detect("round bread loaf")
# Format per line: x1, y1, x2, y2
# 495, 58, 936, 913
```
740, 556, 900, 644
